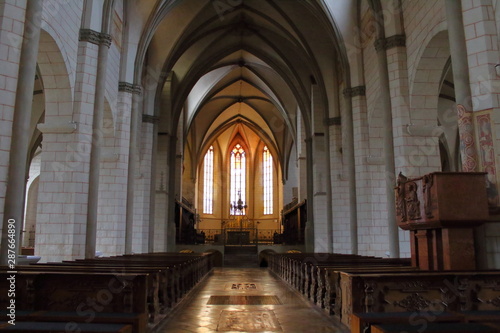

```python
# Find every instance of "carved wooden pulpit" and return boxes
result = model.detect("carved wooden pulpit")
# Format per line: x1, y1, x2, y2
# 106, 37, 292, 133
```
395, 172, 489, 270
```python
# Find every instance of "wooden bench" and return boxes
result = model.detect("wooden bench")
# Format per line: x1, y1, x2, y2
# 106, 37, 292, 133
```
63, 252, 213, 302
339, 270, 500, 328
21, 311, 146, 333
19, 263, 169, 322
0, 321, 133, 332
321, 266, 419, 315
306, 259, 411, 304
265, 252, 500, 332
352, 310, 500, 333
56, 260, 182, 310
269, 253, 371, 288
0, 271, 148, 332
44, 252, 214, 312
371, 322, 499, 332
2, 252, 215, 333
461, 310, 500, 323
351, 311, 465, 333
264, 252, 413, 308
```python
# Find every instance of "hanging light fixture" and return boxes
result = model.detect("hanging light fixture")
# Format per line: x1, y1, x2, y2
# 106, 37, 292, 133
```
230, 190, 247, 215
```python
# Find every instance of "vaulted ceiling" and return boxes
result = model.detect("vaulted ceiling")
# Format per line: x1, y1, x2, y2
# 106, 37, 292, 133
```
136, 0, 351, 180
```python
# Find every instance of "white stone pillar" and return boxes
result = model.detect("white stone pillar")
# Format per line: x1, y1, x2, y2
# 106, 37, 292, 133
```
166, 134, 178, 251
0, 0, 25, 228
342, 87, 361, 254
125, 84, 142, 253
0, 0, 42, 265
445, 0, 478, 171
310, 84, 331, 253
148, 116, 159, 253
374, 37, 400, 258
84, 32, 111, 259
304, 137, 315, 253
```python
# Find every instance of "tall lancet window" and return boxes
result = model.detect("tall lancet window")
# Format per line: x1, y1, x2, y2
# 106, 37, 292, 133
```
263, 146, 273, 214
230, 144, 246, 215
203, 145, 214, 214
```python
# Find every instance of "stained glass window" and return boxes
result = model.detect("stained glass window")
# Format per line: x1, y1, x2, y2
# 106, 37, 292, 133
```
203, 146, 214, 214
230, 144, 246, 215
263, 146, 273, 214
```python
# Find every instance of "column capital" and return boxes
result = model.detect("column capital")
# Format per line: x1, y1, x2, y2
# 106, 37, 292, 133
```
327, 116, 341, 126
374, 34, 406, 51
142, 114, 160, 124
79, 29, 112, 48
119, 82, 142, 95
343, 86, 366, 98
99, 33, 112, 47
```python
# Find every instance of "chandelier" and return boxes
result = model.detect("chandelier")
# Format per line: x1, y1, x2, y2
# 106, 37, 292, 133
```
230, 190, 247, 215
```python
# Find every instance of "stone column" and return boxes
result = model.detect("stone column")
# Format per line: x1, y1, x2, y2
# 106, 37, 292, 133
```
309, 84, 332, 253
0, 0, 26, 229
445, 0, 478, 171
343, 87, 360, 254
84, 32, 111, 259
148, 116, 159, 253
166, 134, 178, 251
374, 38, 400, 257
324, 125, 334, 253
0, 0, 42, 265
125, 85, 142, 254
304, 137, 315, 253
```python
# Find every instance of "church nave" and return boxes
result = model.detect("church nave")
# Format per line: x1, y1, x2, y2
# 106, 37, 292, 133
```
157, 268, 347, 333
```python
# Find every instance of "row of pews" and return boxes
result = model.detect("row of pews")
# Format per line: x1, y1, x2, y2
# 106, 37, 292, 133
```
263, 251, 500, 333
0, 251, 217, 333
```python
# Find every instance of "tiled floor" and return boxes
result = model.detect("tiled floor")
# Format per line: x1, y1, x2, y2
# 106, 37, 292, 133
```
156, 268, 349, 333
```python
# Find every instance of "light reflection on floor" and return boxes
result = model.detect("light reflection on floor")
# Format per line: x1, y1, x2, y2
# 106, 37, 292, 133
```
156, 267, 349, 333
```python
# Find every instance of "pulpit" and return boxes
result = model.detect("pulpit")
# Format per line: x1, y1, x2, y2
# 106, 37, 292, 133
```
395, 172, 489, 270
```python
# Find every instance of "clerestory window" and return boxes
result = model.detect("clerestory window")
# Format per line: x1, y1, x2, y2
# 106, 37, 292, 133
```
263, 146, 273, 214
203, 145, 214, 214
230, 144, 246, 215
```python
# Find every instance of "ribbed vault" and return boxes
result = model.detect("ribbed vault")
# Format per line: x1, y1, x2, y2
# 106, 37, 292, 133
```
138, 0, 347, 196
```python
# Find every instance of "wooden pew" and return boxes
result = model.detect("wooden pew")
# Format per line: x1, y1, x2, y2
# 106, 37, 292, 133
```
351, 311, 465, 333
351, 310, 500, 333
371, 322, 499, 333
47, 252, 214, 311
265, 251, 500, 332
266, 252, 411, 302
0, 271, 148, 332
14, 264, 165, 325
60, 260, 183, 309
321, 266, 418, 315
338, 270, 500, 328
461, 310, 500, 323
66, 252, 213, 304
2, 252, 215, 333
0, 321, 133, 332
306, 258, 411, 303
13, 311, 147, 333
263, 252, 410, 299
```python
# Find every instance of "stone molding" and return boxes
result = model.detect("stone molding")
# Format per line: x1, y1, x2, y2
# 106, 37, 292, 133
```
343, 86, 366, 98
406, 124, 444, 137
327, 117, 341, 126
365, 156, 384, 165
79, 29, 112, 47
142, 114, 160, 124
119, 82, 142, 95
37, 120, 77, 134
375, 34, 406, 51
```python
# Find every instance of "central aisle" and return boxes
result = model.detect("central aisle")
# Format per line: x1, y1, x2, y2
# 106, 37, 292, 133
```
157, 267, 349, 332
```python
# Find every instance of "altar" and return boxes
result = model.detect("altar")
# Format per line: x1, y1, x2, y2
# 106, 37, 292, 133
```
226, 231, 250, 245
